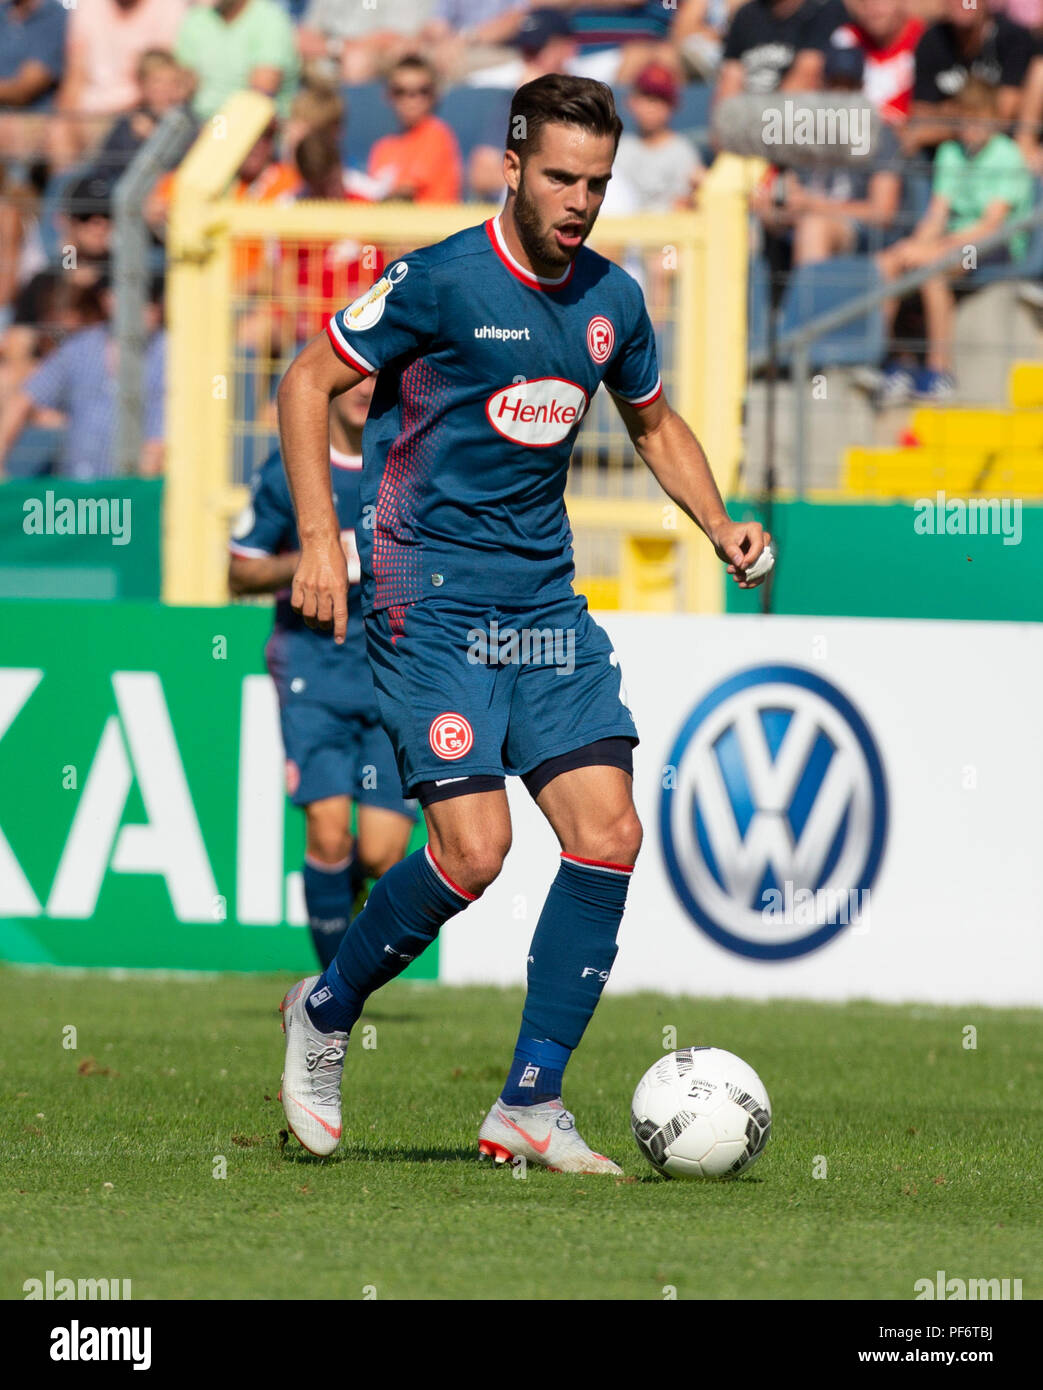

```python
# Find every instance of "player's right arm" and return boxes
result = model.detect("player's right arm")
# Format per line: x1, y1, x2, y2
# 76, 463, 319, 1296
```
277, 332, 366, 645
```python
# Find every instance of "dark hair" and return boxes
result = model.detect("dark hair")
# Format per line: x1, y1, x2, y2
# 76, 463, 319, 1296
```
507, 74, 622, 161
295, 128, 341, 185
388, 53, 438, 88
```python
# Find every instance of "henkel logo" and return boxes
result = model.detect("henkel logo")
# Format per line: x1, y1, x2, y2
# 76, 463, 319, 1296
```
429, 712, 474, 760
586, 316, 614, 364
486, 377, 588, 448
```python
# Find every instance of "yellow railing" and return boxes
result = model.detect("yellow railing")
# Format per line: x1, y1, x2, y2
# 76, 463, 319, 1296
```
165, 94, 753, 609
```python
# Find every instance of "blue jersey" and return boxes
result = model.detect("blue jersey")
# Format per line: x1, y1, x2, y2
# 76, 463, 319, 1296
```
326, 216, 661, 615
229, 447, 378, 718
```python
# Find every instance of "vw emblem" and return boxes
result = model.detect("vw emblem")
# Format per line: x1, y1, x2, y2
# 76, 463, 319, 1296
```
660, 665, 888, 960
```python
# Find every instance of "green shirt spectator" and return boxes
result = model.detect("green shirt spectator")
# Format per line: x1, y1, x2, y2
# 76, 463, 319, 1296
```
932, 133, 1034, 261
175, 0, 299, 122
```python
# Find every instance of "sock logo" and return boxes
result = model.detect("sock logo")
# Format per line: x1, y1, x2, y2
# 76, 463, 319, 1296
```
309, 986, 333, 1008
519, 1064, 540, 1088
383, 945, 414, 961
581, 966, 610, 982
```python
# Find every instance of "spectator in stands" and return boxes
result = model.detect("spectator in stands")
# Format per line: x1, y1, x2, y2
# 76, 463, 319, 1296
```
675, 0, 740, 83
787, 0, 925, 125
874, 78, 1032, 402
294, 126, 391, 203
904, 0, 1033, 156
367, 55, 463, 203
752, 47, 903, 263
297, 0, 434, 84
614, 62, 704, 211
0, 277, 166, 480
51, 0, 186, 169
176, 0, 300, 123
284, 69, 343, 161
715, 0, 829, 101
0, 0, 68, 161
465, 9, 578, 90
564, 1, 683, 86
83, 51, 194, 211
0, 166, 46, 333
422, 0, 530, 82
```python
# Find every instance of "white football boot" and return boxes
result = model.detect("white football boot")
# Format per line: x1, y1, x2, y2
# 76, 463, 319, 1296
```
478, 1098, 623, 1175
278, 976, 348, 1156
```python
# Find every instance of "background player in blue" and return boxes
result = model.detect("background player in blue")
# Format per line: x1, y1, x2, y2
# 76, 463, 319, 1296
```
275, 75, 771, 1170
228, 376, 415, 970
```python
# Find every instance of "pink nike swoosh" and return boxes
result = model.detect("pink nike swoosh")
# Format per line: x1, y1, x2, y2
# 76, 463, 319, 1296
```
497, 1109, 553, 1154
289, 1096, 341, 1139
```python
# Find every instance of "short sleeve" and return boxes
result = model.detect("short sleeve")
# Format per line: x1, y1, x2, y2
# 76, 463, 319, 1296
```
912, 30, 942, 104
985, 141, 1031, 212
999, 22, 1032, 88
326, 255, 438, 375
24, 340, 71, 412
722, 5, 751, 63
252, 2, 297, 69
603, 290, 662, 408
37, 3, 68, 79
229, 454, 294, 557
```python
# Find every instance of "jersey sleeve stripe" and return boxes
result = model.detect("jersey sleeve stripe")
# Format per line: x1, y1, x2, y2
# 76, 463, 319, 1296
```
326, 316, 376, 375
228, 541, 274, 558
609, 375, 663, 408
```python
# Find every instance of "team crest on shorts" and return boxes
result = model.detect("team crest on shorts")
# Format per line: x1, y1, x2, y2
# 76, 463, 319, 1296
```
429, 712, 474, 760
586, 315, 614, 364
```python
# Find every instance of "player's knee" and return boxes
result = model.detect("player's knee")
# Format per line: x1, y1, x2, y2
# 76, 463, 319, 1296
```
570, 807, 643, 868
435, 828, 512, 897
304, 812, 353, 866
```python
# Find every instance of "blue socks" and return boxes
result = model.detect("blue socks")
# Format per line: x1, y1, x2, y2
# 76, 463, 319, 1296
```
500, 853, 633, 1106
305, 846, 474, 1034
303, 854, 366, 970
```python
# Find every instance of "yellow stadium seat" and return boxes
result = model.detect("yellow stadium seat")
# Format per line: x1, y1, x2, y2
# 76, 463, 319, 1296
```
1008, 362, 1043, 410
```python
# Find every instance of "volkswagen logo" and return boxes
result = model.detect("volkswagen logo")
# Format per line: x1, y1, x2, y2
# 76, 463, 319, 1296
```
660, 665, 888, 960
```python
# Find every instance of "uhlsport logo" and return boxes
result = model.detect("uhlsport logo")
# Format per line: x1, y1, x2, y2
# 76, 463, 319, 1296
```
486, 377, 588, 447
586, 315, 614, 364
659, 665, 888, 960
429, 712, 474, 760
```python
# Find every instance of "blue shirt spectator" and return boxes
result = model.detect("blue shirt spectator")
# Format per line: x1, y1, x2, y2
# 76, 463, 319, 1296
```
0, 0, 68, 110
20, 325, 165, 479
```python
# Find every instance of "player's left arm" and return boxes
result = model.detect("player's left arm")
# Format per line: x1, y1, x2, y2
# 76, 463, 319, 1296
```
613, 391, 771, 589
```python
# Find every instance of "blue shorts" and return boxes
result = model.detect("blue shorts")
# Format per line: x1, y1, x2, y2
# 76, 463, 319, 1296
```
364, 593, 639, 795
279, 700, 414, 815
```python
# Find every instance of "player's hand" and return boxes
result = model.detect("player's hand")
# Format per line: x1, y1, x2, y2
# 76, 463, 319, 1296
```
711, 519, 772, 589
291, 538, 349, 643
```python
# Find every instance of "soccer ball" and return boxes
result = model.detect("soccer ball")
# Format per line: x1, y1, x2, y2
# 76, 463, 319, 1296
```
631, 1047, 772, 1179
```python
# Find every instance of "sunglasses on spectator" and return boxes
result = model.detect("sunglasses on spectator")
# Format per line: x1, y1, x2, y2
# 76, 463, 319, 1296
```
390, 84, 433, 98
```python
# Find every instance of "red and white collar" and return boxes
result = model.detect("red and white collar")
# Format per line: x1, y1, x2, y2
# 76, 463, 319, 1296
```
486, 215, 575, 291
330, 446, 363, 470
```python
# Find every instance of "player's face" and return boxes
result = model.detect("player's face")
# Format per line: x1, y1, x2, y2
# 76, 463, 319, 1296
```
510, 122, 616, 271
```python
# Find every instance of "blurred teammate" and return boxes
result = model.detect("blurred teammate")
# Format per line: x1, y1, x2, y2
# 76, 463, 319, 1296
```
228, 375, 415, 969
276, 75, 769, 1172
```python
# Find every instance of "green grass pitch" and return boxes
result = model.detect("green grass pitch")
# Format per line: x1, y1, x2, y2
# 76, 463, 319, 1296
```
2, 967, 1040, 1301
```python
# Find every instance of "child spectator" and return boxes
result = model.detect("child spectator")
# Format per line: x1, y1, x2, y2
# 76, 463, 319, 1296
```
367, 55, 463, 204
84, 50, 195, 209
906, 0, 1033, 156
51, 0, 186, 168
875, 78, 1032, 402
614, 63, 704, 211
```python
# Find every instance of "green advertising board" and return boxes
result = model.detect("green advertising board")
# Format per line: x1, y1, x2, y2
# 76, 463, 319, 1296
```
0, 600, 433, 976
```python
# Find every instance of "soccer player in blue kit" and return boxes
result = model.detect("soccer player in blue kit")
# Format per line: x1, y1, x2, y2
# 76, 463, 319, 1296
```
276, 75, 770, 1172
229, 375, 415, 970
